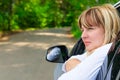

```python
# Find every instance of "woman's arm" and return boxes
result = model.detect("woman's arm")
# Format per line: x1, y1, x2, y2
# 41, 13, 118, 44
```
65, 58, 81, 72
58, 43, 112, 80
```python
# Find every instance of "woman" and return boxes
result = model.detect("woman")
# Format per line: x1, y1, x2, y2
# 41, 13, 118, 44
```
58, 4, 120, 80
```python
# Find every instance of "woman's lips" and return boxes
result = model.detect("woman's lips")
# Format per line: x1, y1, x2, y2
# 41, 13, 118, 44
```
84, 41, 91, 46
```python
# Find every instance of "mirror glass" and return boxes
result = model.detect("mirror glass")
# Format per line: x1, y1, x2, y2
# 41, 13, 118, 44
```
46, 45, 69, 63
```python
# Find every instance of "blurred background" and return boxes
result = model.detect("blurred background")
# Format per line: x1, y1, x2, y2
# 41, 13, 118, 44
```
0, 0, 119, 80
0, 0, 119, 39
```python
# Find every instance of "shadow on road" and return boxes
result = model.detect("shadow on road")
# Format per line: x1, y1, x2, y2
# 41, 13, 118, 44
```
0, 27, 75, 80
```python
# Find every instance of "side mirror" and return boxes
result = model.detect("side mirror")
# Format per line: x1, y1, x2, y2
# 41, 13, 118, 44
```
46, 45, 69, 63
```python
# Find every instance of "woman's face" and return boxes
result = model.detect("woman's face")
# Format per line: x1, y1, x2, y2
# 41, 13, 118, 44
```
81, 25, 105, 52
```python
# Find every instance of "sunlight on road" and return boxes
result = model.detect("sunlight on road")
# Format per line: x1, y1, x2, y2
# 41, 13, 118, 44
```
0, 28, 75, 80
34, 32, 69, 37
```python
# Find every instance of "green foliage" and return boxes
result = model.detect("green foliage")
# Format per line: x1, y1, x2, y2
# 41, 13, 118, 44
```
0, 0, 119, 37
14, 2, 40, 29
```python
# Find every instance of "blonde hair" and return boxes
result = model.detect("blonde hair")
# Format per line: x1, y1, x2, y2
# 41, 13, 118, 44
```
78, 4, 120, 44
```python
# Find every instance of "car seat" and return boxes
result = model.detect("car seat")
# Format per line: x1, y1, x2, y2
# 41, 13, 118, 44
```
96, 31, 120, 80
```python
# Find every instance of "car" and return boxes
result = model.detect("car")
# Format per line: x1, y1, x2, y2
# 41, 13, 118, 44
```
46, 1, 120, 80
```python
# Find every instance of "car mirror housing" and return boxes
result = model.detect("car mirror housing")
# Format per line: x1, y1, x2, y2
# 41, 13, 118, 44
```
46, 45, 69, 63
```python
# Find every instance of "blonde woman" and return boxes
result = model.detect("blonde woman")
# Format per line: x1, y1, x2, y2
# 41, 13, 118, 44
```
58, 4, 120, 80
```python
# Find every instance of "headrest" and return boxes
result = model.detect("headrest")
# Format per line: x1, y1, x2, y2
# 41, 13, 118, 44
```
114, 1, 120, 13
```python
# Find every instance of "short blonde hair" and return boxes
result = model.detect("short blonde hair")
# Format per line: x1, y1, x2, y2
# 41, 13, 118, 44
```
78, 4, 120, 44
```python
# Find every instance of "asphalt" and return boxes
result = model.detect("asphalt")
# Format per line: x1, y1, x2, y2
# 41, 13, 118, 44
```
0, 27, 75, 80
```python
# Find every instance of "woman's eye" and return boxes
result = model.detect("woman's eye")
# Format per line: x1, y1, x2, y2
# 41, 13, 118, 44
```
87, 27, 94, 30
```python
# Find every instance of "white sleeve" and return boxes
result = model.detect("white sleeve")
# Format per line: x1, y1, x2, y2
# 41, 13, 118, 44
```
58, 43, 112, 80
62, 53, 87, 72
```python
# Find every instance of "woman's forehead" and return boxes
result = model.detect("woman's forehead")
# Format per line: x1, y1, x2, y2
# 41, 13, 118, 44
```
81, 15, 98, 27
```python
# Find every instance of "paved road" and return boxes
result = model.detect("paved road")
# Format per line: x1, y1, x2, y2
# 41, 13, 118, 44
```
0, 28, 75, 80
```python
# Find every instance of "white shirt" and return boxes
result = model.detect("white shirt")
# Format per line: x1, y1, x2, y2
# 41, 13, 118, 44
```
58, 43, 112, 80
62, 52, 87, 72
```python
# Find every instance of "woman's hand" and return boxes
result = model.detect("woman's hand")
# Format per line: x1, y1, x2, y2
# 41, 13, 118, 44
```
65, 58, 81, 72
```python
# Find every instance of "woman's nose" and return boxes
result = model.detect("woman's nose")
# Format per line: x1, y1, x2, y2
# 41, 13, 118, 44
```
81, 31, 88, 38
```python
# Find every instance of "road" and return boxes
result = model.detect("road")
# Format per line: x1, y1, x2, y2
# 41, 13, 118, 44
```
0, 28, 75, 80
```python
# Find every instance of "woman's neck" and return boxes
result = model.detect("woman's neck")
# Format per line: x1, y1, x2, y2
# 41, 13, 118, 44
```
86, 50, 95, 56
